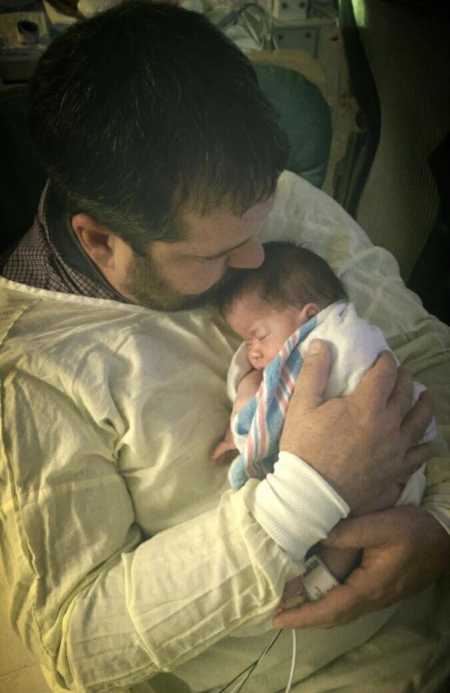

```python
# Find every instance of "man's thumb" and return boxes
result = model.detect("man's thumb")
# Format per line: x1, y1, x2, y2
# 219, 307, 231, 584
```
291, 339, 331, 410
322, 513, 396, 550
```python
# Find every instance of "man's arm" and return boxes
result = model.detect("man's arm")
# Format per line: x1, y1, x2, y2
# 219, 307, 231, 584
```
0, 369, 295, 690
272, 340, 450, 629
244, 341, 434, 565
1, 336, 435, 690
260, 171, 450, 628
274, 506, 450, 629
280, 342, 433, 513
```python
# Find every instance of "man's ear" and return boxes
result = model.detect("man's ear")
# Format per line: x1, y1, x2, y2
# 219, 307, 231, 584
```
71, 213, 116, 269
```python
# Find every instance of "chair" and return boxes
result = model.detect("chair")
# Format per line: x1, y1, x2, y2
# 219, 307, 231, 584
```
0, 85, 47, 254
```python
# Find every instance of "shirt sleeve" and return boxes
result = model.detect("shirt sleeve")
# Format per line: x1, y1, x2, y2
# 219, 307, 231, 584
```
0, 368, 299, 692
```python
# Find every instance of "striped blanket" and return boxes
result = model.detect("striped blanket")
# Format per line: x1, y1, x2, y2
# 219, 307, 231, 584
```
229, 314, 318, 489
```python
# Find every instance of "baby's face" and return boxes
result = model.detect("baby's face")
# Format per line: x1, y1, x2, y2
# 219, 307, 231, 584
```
226, 291, 309, 370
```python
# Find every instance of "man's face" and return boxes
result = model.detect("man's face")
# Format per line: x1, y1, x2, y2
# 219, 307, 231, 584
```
122, 198, 272, 310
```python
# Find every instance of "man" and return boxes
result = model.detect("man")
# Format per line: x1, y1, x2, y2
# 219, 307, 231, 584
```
0, 2, 449, 692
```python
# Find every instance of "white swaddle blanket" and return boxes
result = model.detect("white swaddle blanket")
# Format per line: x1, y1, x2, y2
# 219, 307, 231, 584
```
227, 301, 434, 500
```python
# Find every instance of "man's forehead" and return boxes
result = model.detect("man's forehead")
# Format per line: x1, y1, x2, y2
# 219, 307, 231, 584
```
180, 197, 274, 251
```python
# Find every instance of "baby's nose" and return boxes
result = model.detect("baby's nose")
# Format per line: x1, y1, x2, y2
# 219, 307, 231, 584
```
249, 343, 262, 358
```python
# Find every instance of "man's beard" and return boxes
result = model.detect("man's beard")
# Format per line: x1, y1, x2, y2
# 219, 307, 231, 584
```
123, 252, 238, 311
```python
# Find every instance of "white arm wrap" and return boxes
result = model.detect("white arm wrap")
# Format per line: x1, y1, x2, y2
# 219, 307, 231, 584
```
252, 451, 350, 561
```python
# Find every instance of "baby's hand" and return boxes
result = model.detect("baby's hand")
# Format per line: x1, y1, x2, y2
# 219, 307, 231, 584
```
277, 545, 361, 615
211, 369, 261, 464
235, 369, 262, 411
211, 428, 238, 464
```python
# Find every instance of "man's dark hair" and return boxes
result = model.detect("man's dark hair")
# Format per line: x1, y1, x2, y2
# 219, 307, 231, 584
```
219, 241, 347, 312
30, 1, 289, 253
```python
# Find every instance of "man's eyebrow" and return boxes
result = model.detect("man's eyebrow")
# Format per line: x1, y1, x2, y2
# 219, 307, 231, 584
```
198, 237, 251, 260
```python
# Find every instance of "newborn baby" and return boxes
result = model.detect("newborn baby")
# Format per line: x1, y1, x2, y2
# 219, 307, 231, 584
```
213, 241, 435, 586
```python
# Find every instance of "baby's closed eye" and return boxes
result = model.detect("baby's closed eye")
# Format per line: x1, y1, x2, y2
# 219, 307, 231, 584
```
249, 331, 268, 343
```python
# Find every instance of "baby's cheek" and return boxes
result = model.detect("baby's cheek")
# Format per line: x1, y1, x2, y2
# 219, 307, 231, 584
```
264, 345, 279, 365
272, 338, 285, 355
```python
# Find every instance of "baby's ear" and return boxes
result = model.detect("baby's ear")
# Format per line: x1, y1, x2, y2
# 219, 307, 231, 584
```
300, 303, 320, 322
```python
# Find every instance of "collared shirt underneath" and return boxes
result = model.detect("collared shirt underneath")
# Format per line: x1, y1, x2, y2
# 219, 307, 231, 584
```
0, 183, 129, 302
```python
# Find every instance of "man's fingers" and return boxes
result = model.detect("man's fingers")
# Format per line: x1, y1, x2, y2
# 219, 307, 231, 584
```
273, 583, 363, 629
321, 510, 408, 551
351, 351, 398, 410
387, 365, 414, 420
400, 389, 434, 451
401, 441, 434, 478
290, 339, 332, 411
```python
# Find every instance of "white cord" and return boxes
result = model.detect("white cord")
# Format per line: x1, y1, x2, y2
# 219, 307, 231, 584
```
284, 629, 297, 693
217, 630, 282, 693
217, 628, 297, 693
229, 677, 248, 693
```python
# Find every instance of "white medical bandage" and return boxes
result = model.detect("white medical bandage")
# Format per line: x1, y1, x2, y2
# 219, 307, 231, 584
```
302, 555, 340, 601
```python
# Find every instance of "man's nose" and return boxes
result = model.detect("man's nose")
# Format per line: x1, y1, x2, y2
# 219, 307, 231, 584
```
227, 238, 264, 269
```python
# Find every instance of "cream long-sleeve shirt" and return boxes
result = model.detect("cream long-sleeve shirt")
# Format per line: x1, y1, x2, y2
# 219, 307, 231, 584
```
1, 172, 450, 693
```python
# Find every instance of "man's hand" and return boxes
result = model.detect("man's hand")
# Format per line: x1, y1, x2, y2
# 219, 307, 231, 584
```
274, 506, 450, 629
280, 340, 433, 512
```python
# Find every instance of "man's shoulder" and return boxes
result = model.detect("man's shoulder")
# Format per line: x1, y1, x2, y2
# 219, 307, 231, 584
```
0, 278, 143, 362
0, 281, 223, 380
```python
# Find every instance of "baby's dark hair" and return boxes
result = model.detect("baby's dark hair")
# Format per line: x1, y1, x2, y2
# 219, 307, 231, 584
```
219, 241, 347, 314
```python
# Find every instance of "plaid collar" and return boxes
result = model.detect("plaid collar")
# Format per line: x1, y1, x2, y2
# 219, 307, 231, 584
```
1, 183, 131, 302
